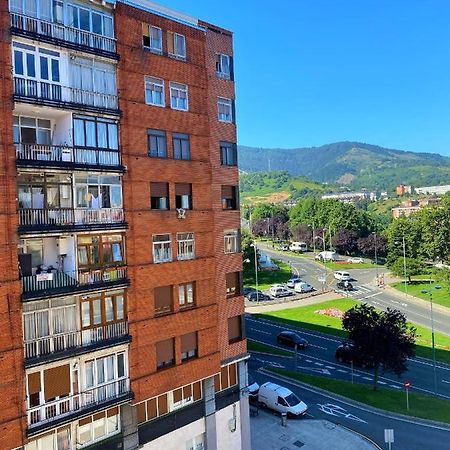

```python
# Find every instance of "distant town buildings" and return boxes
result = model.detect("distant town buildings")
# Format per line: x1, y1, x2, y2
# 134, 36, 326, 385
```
321, 191, 387, 204
392, 198, 441, 218
396, 184, 413, 196
415, 185, 450, 195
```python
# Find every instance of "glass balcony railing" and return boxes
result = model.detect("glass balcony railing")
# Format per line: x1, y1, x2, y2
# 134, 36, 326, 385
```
11, 12, 117, 55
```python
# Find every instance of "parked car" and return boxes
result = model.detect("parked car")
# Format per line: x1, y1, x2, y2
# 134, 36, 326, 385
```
294, 282, 314, 293
247, 375, 260, 402
289, 242, 308, 252
244, 289, 263, 299
315, 251, 338, 261
258, 382, 308, 417
269, 286, 294, 298
287, 277, 302, 288
277, 331, 308, 348
246, 292, 271, 302
334, 271, 351, 281
277, 243, 290, 251
337, 281, 353, 291
335, 342, 374, 368
243, 287, 256, 296
347, 257, 364, 264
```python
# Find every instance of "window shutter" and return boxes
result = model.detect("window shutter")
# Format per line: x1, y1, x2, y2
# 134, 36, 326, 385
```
221, 185, 233, 199
181, 332, 197, 353
183, 384, 192, 399
173, 388, 182, 403
137, 403, 146, 424
229, 363, 237, 386
156, 339, 174, 364
28, 372, 41, 395
158, 394, 168, 415
147, 398, 157, 419
154, 285, 172, 311
167, 31, 174, 54
220, 366, 230, 389
142, 23, 149, 37
151, 182, 168, 197
193, 381, 201, 400
44, 364, 71, 400
175, 183, 191, 196
228, 316, 241, 342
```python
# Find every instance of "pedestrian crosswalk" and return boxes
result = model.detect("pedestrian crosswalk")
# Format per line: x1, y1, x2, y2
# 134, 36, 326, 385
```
335, 285, 377, 298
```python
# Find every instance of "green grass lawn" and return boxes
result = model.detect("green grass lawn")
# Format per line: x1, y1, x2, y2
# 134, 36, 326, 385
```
247, 340, 292, 357
268, 368, 450, 424
323, 261, 384, 270
392, 280, 450, 309
257, 298, 450, 364
244, 260, 293, 291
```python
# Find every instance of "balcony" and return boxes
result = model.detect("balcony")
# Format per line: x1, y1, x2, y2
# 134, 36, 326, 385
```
10, 12, 118, 59
28, 378, 131, 434
21, 267, 128, 300
18, 207, 126, 233
14, 77, 119, 115
16, 143, 123, 171
24, 321, 129, 365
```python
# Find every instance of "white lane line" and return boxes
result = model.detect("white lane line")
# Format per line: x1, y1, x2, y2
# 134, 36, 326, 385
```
325, 366, 335, 369
391, 385, 401, 389
309, 344, 328, 350
362, 377, 372, 381
251, 329, 271, 335
378, 381, 387, 385
305, 359, 312, 363
314, 362, 324, 366
442, 379, 450, 384
352, 374, 361, 377
337, 369, 348, 373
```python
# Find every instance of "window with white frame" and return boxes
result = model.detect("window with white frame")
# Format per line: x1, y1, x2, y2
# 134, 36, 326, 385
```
224, 229, 240, 254
24, 426, 71, 450
178, 282, 194, 308
145, 76, 165, 107
153, 234, 172, 263
67, 3, 114, 38
186, 434, 205, 450
220, 141, 238, 166
216, 53, 231, 79
170, 82, 188, 111
70, 57, 116, 97
218, 97, 233, 122
177, 232, 194, 260
170, 382, 194, 411
142, 24, 163, 54
13, 115, 51, 145
77, 407, 120, 448
167, 31, 186, 59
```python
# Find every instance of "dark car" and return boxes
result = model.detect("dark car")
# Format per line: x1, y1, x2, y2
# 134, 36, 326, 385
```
335, 342, 373, 368
243, 287, 256, 296
277, 331, 308, 349
246, 292, 271, 302
337, 281, 354, 291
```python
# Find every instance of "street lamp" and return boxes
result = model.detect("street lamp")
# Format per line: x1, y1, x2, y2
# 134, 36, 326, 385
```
372, 231, 379, 285
395, 236, 407, 297
250, 242, 259, 303
421, 281, 441, 395
309, 222, 316, 254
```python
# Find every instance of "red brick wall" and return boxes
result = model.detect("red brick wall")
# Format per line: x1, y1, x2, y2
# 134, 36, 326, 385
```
0, 0, 27, 447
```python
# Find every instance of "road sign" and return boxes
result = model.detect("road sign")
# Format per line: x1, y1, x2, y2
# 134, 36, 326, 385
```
318, 276, 327, 283
404, 380, 411, 389
384, 429, 394, 448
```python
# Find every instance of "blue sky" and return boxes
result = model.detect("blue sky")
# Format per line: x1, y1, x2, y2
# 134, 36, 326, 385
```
161, 0, 450, 155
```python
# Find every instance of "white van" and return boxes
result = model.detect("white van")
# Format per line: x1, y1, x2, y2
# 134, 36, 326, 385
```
334, 271, 351, 281
315, 251, 338, 261
258, 382, 308, 416
289, 242, 308, 252
294, 282, 314, 293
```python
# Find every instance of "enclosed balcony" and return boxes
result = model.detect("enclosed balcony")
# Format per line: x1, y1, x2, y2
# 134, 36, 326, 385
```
17, 172, 125, 233
13, 42, 119, 114
10, 0, 117, 59
19, 234, 128, 300
14, 111, 123, 171
23, 290, 129, 365
26, 350, 131, 434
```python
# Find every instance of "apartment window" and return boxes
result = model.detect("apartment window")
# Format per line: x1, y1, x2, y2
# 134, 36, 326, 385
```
175, 183, 192, 210
224, 229, 240, 253
77, 408, 119, 448
145, 76, 165, 107
170, 82, 188, 111
178, 282, 195, 308
220, 141, 238, 166
73, 115, 119, 151
218, 97, 233, 123
25, 426, 72, 450
167, 31, 186, 59
228, 315, 245, 344
215, 363, 238, 393
216, 54, 231, 79
150, 182, 169, 210
154, 285, 172, 316
173, 133, 190, 160
181, 332, 198, 362
13, 116, 51, 145
221, 185, 239, 210
142, 24, 163, 54
177, 232, 195, 260
77, 234, 125, 268
156, 338, 175, 369
74, 174, 122, 209
226, 271, 242, 298
148, 129, 167, 158
153, 234, 172, 263
66, 4, 114, 38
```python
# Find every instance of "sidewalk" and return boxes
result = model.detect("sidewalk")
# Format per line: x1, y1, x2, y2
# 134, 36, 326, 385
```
250, 410, 379, 450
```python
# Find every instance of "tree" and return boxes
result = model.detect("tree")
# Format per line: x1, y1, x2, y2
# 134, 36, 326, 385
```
342, 304, 416, 390
291, 224, 313, 246
357, 234, 387, 257
241, 228, 259, 269
390, 257, 424, 283
332, 229, 358, 255
433, 267, 450, 293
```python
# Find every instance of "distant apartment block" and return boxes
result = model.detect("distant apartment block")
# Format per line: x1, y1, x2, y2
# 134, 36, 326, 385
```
396, 184, 413, 196
321, 191, 386, 203
0, 1, 249, 450
415, 184, 450, 195
392, 198, 441, 218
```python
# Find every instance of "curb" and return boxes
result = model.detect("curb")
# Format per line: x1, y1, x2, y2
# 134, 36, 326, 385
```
337, 423, 383, 450
259, 367, 450, 431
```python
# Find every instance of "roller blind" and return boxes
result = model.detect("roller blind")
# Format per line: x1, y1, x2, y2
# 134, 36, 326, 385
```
154, 286, 172, 310
28, 372, 41, 395
228, 316, 241, 342
181, 332, 197, 353
151, 182, 168, 197
175, 183, 191, 196
44, 364, 70, 400
156, 339, 174, 363
221, 185, 233, 198
167, 31, 174, 54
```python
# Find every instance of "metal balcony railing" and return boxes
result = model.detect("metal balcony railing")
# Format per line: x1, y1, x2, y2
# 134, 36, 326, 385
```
11, 12, 116, 54
16, 143, 121, 168
14, 77, 118, 110
18, 207, 124, 228
28, 378, 130, 427
24, 322, 129, 360
21, 267, 127, 297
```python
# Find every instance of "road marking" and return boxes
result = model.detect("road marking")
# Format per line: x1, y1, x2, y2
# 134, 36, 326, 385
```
309, 344, 328, 350
337, 369, 348, 373
325, 365, 335, 369
305, 359, 312, 363
378, 381, 387, 385
314, 362, 324, 366
390, 385, 401, 389
442, 379, 450, 384
297, 366, 331, 375
362, 376, 373, 381
252, 329, 271, 335
316, 403, 368, 424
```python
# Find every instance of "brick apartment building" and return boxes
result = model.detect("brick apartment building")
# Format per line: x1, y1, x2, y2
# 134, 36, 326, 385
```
0, 0, 250, 449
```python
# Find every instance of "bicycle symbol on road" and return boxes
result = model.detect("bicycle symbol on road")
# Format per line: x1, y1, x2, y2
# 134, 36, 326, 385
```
317, 403, 368, 424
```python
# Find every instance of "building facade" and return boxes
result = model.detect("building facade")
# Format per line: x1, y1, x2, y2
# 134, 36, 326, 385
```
0, 1, 249, 449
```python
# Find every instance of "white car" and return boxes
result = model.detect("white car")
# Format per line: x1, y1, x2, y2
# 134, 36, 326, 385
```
294, 282, 314, 293
334, 271, 351, 281
347, 257, 364, 264
287, 277, 302, 288
269, 286, 294, 298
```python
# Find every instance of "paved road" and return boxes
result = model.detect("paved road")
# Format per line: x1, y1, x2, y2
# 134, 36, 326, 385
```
249, 361, 450, 450
246, 315, 450, 398
258, 244, 450, 335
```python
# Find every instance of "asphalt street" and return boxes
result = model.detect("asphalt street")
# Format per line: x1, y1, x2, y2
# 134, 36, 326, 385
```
257, 244, 450, 335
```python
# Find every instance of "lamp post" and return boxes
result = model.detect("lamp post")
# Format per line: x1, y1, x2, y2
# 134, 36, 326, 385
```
395, 236, 407, 296
250, 242, 259, 303
421, 281, 441, 395
309, 222, 316, 254
372, 231, 378, 285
